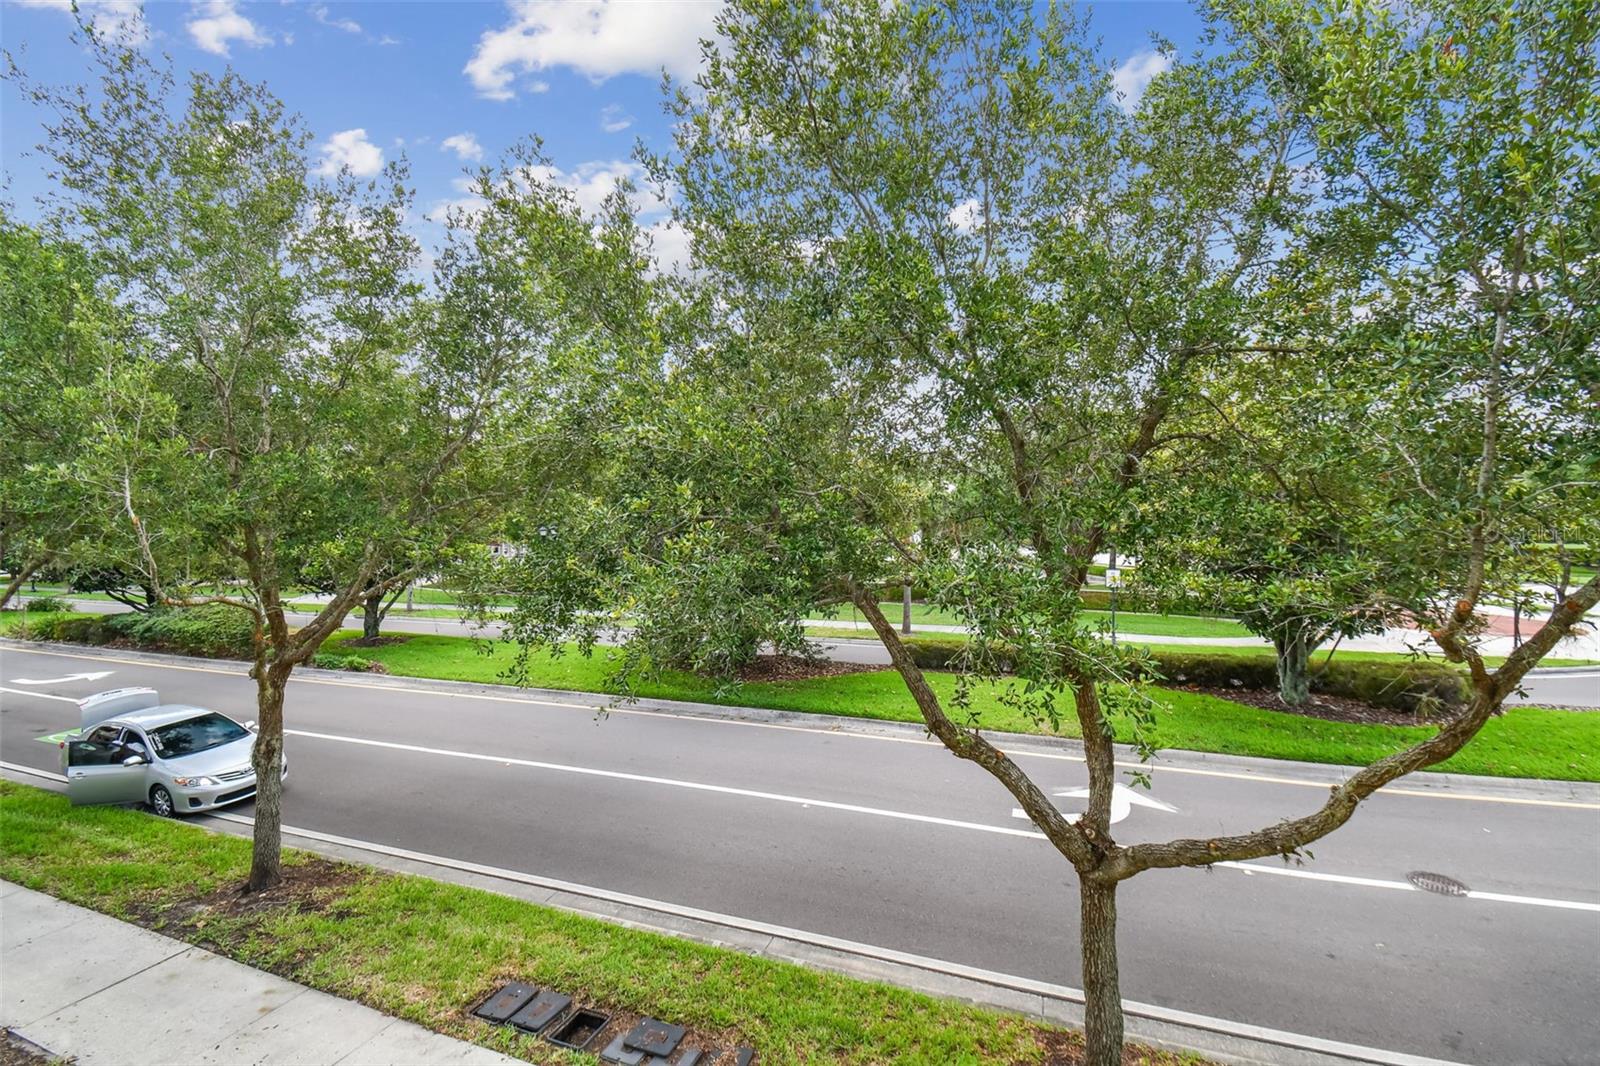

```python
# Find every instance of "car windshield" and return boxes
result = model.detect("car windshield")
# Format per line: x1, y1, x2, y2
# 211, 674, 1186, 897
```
147, 713, 249, 759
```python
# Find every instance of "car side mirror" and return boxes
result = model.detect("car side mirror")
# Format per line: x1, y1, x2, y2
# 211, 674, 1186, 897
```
245, 720, 258, 732
121, 753, 148, 767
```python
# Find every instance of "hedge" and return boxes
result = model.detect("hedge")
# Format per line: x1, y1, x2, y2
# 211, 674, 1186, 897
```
311, 652, 385, 673
23, 596, 73, 612
902, 638, 1468, 714
13, 606, 256, 659
1152, 650, 1469, 714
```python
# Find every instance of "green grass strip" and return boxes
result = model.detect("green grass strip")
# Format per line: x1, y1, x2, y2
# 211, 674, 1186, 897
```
0, 780, 1200, 1065
318, 631, 1600, 782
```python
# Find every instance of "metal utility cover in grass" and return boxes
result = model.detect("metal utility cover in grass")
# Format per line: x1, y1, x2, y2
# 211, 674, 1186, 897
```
598, 1033, 650, 1066
734, 1047, 756, 1066
508, 990, 571, 1033
546, 1008, 609, 1050
472, 982, 535, 1023
624, 1018, 686, 1056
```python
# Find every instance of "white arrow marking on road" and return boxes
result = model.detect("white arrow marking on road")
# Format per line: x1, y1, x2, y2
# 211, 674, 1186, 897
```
1012, 783, 1178, 825
10, 671, 113, 686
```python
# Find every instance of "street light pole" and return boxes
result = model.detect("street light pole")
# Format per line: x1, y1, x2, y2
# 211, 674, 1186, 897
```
902, 582, 912, 635
1105, 566, 1121, 647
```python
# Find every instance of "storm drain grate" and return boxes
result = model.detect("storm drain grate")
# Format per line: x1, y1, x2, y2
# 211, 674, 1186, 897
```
1407, 870, 1469, 897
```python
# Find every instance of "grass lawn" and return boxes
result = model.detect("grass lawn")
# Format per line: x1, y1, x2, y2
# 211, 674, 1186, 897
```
6, 611, 1594, 780
0, 781, 1193, 1065
801, 626, 1598, 669
319, 631, 1600, 782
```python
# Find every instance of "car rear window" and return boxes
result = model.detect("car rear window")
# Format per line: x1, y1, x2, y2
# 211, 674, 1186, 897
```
148, 713, 249, 758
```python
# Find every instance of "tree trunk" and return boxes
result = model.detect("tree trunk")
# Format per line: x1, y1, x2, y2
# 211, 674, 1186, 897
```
1273, 625, 1315, 706
1080, 876, 1124, 1066
246, 665, 289, 892
0, 557, 48, 610
362, 590, 382, 641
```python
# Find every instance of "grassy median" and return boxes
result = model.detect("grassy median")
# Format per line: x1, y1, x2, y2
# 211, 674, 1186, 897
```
0, 780, 1196, 1065
4, 611, 1595, 781
316, 631, 1600, 782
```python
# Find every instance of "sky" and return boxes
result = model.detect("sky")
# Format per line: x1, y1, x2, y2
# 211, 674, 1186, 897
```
0, 0, 1207, 267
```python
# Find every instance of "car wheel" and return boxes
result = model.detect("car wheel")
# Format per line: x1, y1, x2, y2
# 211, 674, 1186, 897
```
149, 784, 176, 818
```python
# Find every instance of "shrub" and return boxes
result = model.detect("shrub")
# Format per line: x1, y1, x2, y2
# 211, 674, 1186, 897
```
903, 637, 970, 671
903, 641, 1468, 714
1150, 651, 1469, 713
24, 596, 72, 612
311, 652, 385, 673
8, 612, 109, 643
102, 606, 256, 658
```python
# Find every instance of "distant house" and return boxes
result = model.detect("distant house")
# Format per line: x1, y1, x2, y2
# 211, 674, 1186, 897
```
485, 540, 525, 559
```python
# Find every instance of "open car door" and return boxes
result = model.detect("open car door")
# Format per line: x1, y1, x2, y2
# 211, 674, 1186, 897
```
63, 724, 150, 806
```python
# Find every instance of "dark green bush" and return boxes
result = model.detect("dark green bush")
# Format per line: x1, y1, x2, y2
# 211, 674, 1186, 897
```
903, 637, 969, 671
902, 640, 1467, 714
311, 652, 385, 673
102, 606, 256, 658
1151, 651, 1469, 713
23, 596, 72, 612
9, 612, 109, 643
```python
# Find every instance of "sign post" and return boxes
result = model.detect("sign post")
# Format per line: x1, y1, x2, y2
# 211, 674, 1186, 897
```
1104, 567, 1122, 646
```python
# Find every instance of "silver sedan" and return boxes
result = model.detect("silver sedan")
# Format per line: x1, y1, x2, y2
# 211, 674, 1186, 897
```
61, 688, 287, 817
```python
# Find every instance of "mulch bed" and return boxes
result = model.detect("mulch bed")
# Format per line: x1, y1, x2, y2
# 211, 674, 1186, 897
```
1159, 682, 1455, 726
737, 654, 877, 682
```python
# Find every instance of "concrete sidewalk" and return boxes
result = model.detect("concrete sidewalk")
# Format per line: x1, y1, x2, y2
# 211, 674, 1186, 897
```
0, 881, 515, 1066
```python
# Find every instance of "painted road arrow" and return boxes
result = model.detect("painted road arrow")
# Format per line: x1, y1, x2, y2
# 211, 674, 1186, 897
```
1012, 783, 1179, 826
9, 671, 114, 686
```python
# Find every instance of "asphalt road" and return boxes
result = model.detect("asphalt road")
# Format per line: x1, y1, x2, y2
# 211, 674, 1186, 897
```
2, 643, 1598, 1064
36, 597, 1600, 706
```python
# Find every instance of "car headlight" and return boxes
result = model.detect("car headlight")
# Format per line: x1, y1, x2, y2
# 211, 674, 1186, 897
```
171, 776, 216, 788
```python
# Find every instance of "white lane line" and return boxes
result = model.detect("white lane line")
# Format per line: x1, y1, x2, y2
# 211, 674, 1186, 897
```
280, 728, 1600, 913
283, 727, 1049, 840
0, 686, 81, 704
3, 750, 1595, 917
196, 810, 1475, 1066
1216, 860, 1600, 912
7, 643, 1598, 810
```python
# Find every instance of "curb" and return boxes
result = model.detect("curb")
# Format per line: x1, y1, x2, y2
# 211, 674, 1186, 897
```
0, 762, 1475, 1066
3, 636, 1594, 805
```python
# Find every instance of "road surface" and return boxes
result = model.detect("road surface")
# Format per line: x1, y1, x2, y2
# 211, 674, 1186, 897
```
1, 642, 1597, 1064
26, 596, 1600, 707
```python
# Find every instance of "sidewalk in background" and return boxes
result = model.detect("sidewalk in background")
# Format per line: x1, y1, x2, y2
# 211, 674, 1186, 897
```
0, 881, 515, 1066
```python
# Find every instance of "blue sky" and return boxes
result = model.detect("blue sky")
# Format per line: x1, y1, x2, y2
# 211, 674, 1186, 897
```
2, 1, 1206, 264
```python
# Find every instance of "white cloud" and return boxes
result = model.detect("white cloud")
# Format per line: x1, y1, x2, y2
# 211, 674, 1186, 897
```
1111, 49, 1171, 113
441, 133, 485, 162
315, 128, 384, 177
15, 0, 149, 44
311, 4, 361, 35
646, 217, 692, 277
188, 0, 272, 56
427, 177, 489, 223
525, 159, 667, 217
947, 198, 983, 234
464, 0, 720, 101
599, 104, 633, 134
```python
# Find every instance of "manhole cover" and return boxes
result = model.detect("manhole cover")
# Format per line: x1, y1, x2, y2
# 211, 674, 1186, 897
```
1407, 870, 1469, 897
